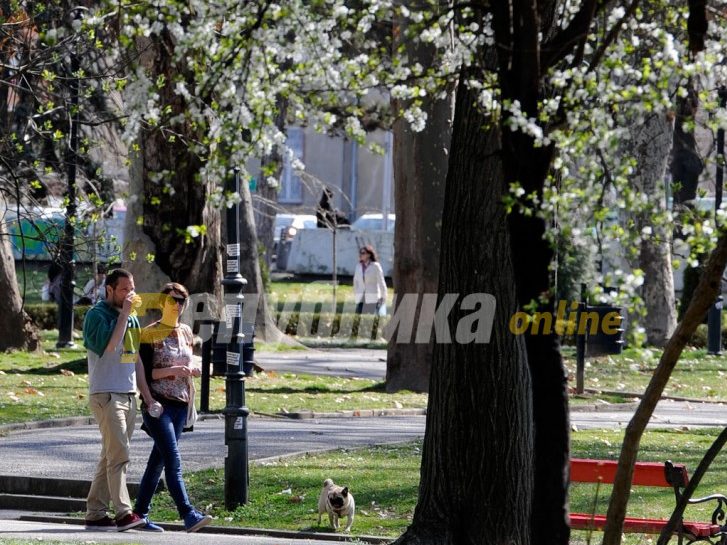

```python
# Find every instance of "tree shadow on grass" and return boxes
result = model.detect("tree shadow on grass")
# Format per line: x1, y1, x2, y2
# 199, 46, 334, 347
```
18, 358, 87, 376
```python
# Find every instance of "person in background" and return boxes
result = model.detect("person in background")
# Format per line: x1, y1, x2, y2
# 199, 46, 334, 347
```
77, 263, 108, 305
353, 244, 387, 314
133, 282, 212, 534
83, 268, 155, 532
41, 261, 63, 303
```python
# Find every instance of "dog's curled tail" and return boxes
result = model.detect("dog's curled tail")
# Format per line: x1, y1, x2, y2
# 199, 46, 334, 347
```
323, 478, 334, 487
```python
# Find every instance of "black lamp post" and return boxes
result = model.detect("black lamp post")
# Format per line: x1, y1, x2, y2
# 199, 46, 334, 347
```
223, 167, 249, 509
57, 9, 83, 349
707, 87, 727, 355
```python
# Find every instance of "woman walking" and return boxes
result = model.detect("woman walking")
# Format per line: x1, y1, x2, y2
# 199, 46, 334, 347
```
353, 244, 387, 314
133, 282, 212, 533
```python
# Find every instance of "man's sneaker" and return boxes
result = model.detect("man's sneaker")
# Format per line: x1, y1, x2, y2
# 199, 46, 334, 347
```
115, 512, 145, 532
184, 509, 212, 533
84, 515, 116, 531
135, 515, 164, 532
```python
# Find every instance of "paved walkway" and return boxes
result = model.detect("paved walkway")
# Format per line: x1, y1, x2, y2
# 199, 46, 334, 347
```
3, 347, 727, 544
255, 348, 387, 380
0, 518, 350, 545
0, 415, 425, 481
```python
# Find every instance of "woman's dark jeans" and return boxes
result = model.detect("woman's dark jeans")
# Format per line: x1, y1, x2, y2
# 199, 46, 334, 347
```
355, 302, 379, 314
134, 402, 193, 519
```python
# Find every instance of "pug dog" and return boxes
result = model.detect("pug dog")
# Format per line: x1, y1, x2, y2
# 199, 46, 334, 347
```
317, 478, 355, 532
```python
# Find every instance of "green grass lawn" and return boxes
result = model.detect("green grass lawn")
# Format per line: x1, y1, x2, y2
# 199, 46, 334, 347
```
148, 442, 420, 537
6, 330, 727, 426
6, 329, 727, 542
0, 331, 425, 427
130, 428, 727, 542
563, 346, 727, 403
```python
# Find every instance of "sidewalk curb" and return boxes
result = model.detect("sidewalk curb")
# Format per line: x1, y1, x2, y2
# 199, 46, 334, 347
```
280, 408, 427, 419
16, 514, 391, 543
570, 390, 727, 411
0, 409, 425, 435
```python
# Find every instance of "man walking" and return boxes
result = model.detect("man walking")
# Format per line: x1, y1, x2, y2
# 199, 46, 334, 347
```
83, 268, 148, 531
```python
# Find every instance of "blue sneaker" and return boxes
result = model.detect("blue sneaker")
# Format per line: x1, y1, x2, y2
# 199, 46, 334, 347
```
184, 510, 212, 533
136, 517, 164, 532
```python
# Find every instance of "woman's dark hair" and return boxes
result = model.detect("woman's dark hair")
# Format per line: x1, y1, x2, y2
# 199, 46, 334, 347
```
361, 244, 378, 262
105, 268, 133, 288
48, 262, 62, 281
160, 282, 189, 298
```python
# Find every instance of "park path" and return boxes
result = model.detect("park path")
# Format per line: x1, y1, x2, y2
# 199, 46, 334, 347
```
2, 347, 727, 545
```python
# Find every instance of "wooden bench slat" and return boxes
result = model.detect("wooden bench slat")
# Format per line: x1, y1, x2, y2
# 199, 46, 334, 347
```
570, 514, 721, 537
570, 458, 689, 487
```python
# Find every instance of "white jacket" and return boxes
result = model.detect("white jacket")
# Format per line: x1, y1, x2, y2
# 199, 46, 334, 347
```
353, 261, 387, 304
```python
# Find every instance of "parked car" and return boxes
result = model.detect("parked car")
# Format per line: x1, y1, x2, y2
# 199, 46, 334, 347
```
351, 213, 396, 232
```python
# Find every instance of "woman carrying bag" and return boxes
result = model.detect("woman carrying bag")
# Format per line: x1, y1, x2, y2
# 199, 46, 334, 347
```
353, 244, 388, 315
133, 282, 211, 533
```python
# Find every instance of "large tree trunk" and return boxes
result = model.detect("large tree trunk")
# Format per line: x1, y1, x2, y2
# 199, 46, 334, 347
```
237, 169, 295, 345
393, 81, 532, 545
672, 85, 704, 320
386, 10, 452, 393
634, 112, 677, 347
127, 31, 222, 303
0, 218, 39, 351
492, 2, 569, 543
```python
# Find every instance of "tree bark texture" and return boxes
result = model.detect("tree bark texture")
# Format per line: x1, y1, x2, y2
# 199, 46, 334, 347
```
387, 8, 453, 393
504, 134, 569, 545
491, 2, 569, 543
633, 112, 677, 347
603, 228, 727, 545
671, 86, 702, 205
134, 31, 222, 299
392, 82, 533, 545
0, 219, 39, 351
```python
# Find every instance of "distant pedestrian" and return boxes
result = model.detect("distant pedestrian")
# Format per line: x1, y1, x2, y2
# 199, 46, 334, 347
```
41, 261, 62, 303
353, 244, 387, 315
77, 263, 108, 305
83, 268, 154, 532
133, 282, 212, 534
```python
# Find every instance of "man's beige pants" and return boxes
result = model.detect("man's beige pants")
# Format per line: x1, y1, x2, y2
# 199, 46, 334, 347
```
86, 392, 136, 521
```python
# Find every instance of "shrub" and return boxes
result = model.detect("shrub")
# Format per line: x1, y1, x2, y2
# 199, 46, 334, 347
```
25, 303, 89, 330
274, 310, 387, 339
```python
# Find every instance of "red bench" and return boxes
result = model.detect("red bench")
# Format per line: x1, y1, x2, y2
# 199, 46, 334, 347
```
570, 458, 727, 543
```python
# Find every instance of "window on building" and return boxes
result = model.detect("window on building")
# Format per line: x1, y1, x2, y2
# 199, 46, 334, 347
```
279, 127, 304, 203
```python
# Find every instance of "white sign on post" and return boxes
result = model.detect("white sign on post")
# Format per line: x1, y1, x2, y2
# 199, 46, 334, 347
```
226, 351, 240, 367
227, 243, 240, 257
227, 259, 239, 273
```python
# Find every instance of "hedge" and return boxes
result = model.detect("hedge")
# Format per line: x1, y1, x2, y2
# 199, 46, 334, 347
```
25, 303, 89, 330
274, 310, 388, 339
24, 303, 389, 340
